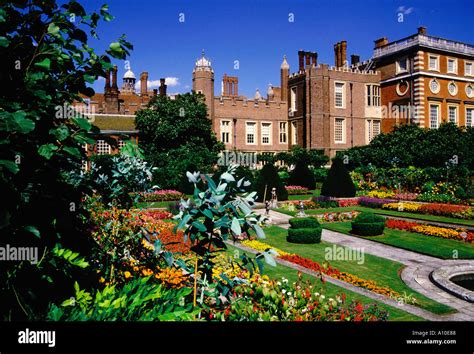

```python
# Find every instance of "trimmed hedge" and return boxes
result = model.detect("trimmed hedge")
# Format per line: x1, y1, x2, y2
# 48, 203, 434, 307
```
287, 228, 322, 244
287, 217, 322, 244
289, 217, 321, 229
321, 158, 356, 198
288, 163, 316, 189
254, 163, 288, 202
351, 212, 385, 236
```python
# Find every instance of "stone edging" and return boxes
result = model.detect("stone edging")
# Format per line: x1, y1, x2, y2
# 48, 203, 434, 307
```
430, 265, 474, 303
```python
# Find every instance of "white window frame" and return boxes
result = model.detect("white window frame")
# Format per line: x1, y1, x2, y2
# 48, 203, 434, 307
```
366, 84, 381, 107
96, 139, 111, 155
290, 86, 297, 112
448, 81, 458, 96
245, 121, 257, 145
447, 57, 458, 74
466, 84, 474, 98
428, 54, 440, 71
465, 61, 474, 77
429, 103, 440, 129
429, 79, 441, 94
291, 121, 297, 145
396, 57, 409, 74
465, 107, 474, 127
447, 105, 458, 125
334, 117, 346, 144
334, 82, 345, 108
220, 120, 232, 144
366, 119, 381, 143
279, 121, 287, 144
261, 122, 272, 145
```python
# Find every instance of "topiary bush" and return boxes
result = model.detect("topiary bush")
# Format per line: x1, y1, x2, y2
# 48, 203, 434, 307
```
288, 163, 316, 189
351, 212, 385, 236
321, 158, 356, 198
289, 217, 321, 229
287, 217, 322, 244
254, 163, 288, 201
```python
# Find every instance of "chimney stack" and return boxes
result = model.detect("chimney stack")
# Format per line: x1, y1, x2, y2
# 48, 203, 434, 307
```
312, 52, 318, 66
305, 53, 311, 67
112, 65, 118, 89
334, 43, 341, 67
159, 78, 167, 97
374, 37, 389, 48
298, 50, 304, 71
153, 89, 158, 97
341, 41, 347, 67
140, 72, 148, 96
418, 26, 427, 35
351, 54, 360, 66
104, 69, 111, 92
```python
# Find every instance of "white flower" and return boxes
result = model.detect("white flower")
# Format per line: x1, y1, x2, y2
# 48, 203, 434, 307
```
287, 292, 292, 296
320, 295, 325, 300
282, 289, 287, 294
277, 281, 282, 286
314, 292, 320, 297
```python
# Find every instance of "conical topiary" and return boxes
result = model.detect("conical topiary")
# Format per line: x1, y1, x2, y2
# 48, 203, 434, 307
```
320, 158, 356, 197
288, 162, 316, 189
254, 163, 288, 202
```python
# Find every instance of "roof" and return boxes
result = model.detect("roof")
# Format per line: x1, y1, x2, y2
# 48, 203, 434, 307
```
89, 114, 137, 132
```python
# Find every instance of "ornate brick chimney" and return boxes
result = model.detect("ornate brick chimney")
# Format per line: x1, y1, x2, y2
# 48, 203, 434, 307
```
140, 72, 148, 96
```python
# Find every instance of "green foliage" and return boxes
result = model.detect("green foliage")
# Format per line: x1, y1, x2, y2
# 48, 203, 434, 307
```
0, 0, 132, 320
287, 228, 322, 244
288, 163, 316, 189
47, 277, 200, 321
313, 168, 328, 183
254, 163, 288, 202
341, 123, 474, 170
321, 159, 356, 197
69, 153, 154, 209
289, 217, 321, 229
351, 212, 385, 236
174, 165, 271, 281
135, 93, 224, 190
277, 146, 328, 168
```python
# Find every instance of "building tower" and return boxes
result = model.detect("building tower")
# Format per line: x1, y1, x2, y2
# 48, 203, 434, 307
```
193, 50, 214, 121
122, 67, 136, 94
104, 65, 119, 113
280, 55, 289, 102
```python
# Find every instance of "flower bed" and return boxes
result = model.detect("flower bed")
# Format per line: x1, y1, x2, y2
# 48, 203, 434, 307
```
382, 202, 422, 213
280, 200, 318, 211
358, 197, 397, 208
241, 240, 405, 301
285, 185, 312, 195
385, 219, 474, 243
382, 202, 473, 219
314, 211, 360, 223
338, 199, 360, 207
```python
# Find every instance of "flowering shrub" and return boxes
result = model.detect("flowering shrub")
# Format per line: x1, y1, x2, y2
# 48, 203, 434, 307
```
207, 273, 389, 321
138, 189, 185, 202
359, 197, 397, 208
241, 240, 292, 257
385, 219, 474, 243
281, 200, 318, 210
285, 185, 312, 195
138, 210, 174, 220
393, 193, 418, 201
382, 202, 422, 212
314, 211, 360, 223
418, 203, 469, 217
337, 199, 360, 207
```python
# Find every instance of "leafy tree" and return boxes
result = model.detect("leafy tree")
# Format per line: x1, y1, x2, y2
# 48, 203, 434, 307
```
0, 0, 131, 320
276, 146, 328, 168
135, 93, 224, 191
321, 158, 356, 197
288, 162, 315, 189
254, 163, 288, 201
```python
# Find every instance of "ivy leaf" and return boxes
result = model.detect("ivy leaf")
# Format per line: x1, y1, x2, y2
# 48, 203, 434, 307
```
47, 23, 60, 36
63, 146, 81, 158
108, 42, 123, 56
83, 74, 96, 84
0, 36, 9, 47
34, 58, 51, 71
0, 160, 19, 174
13, 111, 35, 134
24, 226, 40, 238
38, 144, 58, 159
72, 117, 92, 131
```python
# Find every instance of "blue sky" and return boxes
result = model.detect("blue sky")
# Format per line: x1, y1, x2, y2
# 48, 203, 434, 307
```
84, 0, 474, 97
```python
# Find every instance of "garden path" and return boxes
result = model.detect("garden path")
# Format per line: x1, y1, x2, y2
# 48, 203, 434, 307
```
253, 209, 474, 321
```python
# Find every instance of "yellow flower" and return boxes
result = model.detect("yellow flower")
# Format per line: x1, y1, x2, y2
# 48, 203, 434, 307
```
124, 271, 132, 279
99, 277, 105, 283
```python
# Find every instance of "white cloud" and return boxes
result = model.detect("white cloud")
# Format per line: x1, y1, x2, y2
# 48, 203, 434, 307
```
397, 6, 414, 14
134, 77, 180, 90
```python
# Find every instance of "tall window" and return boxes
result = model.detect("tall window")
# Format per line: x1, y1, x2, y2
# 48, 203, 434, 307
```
118, 140, 126, 150
96, 140, 111, 155
291, 121, 297, 145
367, 120, 381, 142
366, 85, 381, 107
466, 108, 473, 127
334, 118, 345, 143
429, 104, 439, 129
279, 122, 287, 143
261, 122, 272, 144
447, 58, 457, 74
465, 61, 473, 76
290, 87, 297, 112
335, 82, 344, 108
429, 55, 439, 71
448, 106, 458, 125
396, 58, 408, 73
220, 120, 231, 144
246, 122, 256, 144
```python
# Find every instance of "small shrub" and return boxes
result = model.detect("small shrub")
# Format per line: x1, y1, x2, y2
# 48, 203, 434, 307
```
351, 212, 385, 236
287, 228, 322, 244
289, 217, 321, 229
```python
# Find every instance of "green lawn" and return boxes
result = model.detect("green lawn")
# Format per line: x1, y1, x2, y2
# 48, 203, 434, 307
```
287, 189, 321, 200
258, 226, 455, 315
135, 201, 172, 208
225, 244, 423, 321
323, 222, 474, 260
277, 206, 474, 227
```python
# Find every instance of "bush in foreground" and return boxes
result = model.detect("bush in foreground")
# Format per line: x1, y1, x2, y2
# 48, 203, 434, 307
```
351, 212, 385, 236
287, 217, 322, 244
